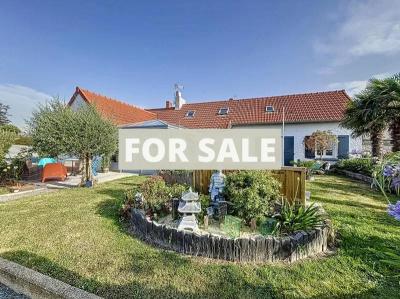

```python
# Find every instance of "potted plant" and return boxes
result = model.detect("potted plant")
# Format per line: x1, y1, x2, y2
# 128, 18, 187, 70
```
101, 155, 111, 173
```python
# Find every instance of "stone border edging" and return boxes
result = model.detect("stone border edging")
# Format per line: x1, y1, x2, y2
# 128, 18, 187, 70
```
0, 187, 52, 203
129, 208, 331, 263
337, 170, 373, 184
0, 257, 102, 299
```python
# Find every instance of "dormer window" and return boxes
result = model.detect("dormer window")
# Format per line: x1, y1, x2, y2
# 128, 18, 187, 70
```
185, 110, 195, 118
218, 107, 229, 115
265, 105, 275, 112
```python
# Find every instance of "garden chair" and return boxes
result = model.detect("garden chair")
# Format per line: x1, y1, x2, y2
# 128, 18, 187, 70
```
24, 159, 39, 180
41, 162, 68, 183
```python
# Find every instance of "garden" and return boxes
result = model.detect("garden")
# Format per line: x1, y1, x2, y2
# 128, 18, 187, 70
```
121, 169, 329, 262
0, 103, 36, 194
0, 173, 399, 298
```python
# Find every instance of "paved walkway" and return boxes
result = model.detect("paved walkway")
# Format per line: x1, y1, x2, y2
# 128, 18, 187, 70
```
44, 171, 135, 189
0, 283, 28, 299
0, 172, 136, 203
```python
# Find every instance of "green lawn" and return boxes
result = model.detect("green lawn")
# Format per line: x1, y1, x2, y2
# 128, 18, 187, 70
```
0, 175, 399, 298
0, 186, 9, 195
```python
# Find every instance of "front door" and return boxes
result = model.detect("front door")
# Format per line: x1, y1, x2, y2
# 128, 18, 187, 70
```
284, 136, 294, 166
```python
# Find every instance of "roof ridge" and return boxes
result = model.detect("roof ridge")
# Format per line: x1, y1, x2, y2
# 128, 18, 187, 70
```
235, 90, 346, 101
146, 89, 347, 110
77, 86, 156, 116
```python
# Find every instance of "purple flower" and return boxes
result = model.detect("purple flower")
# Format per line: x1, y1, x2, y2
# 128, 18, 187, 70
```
394, 165, 400, 174
383, 165, 396, 177
388, 201, 400, 221
391, 177, 400, 190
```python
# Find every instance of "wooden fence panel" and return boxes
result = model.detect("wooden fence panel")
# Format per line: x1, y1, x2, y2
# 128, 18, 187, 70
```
191, 167, 306, 205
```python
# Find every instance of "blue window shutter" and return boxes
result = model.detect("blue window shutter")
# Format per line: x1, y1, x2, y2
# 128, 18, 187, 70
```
338, 135, 349, 159
304, 136, 315, 159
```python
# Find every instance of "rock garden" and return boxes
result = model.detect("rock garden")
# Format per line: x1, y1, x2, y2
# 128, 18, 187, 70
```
121, 170, 332, 263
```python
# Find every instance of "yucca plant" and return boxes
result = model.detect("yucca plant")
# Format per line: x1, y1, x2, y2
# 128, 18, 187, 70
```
271, 200, 323, 235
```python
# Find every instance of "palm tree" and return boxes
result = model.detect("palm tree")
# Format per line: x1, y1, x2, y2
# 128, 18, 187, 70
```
367, 75, 400, 152
341, 88, 386, 158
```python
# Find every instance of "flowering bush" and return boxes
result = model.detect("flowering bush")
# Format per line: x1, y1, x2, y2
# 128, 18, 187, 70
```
373, 152, 400, 221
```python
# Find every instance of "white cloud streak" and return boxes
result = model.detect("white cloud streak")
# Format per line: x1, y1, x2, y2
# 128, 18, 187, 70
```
0, 84, 52, 129
327, 72, 392, 96
315, 0, 400, 67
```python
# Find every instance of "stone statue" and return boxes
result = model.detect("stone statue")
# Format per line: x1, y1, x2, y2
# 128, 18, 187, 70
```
177, 188, 201, 231
209, 170, 226, 202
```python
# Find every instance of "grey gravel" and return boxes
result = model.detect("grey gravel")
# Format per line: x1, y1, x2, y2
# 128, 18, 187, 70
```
0, 284, 28, 299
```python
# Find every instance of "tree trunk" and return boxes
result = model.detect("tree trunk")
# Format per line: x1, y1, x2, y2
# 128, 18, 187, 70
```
370, 129, 384, 158
81, 154, 93, 185
389, 119, 400, 152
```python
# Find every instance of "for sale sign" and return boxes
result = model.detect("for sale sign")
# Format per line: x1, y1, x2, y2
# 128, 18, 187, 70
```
119, 128, 282, 170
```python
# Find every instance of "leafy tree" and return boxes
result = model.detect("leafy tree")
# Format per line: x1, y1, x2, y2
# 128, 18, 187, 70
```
1, 124, 21, 134
28, 100, 75, 158
70, 104, 118, 183
303, 130, 338, 161
0, 129, 17, 161
0, 103, 10, 125
341, 89, 386, 157
28, 99, 117, 184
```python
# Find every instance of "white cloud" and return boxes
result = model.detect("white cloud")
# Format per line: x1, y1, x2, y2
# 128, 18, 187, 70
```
0, 84, 52, 129
315, 0, 400, 67
327, 72, 392, 96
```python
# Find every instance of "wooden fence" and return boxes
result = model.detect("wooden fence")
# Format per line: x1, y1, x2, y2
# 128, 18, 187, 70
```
161, 167, 306, 205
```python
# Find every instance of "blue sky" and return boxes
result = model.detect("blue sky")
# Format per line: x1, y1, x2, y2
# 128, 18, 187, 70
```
0, 0, 399, 128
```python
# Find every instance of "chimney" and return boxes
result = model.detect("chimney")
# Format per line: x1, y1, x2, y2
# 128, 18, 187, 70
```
174, 89, 186, 110
165, 100, 173, 109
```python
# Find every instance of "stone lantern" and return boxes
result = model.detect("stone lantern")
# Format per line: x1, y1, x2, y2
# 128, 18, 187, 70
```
177, 188, 201, 231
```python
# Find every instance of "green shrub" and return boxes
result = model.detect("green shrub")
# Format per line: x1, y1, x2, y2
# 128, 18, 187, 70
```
126, 176, 188, 217
139, 176, 171, 215
223, 170, 281, 224
197, 194, 210, 223
271, 201, 323, 235
290, 159, 317, 169
14, 135, 33, 146
335, 158, 374, 176
168, 183, 187, 199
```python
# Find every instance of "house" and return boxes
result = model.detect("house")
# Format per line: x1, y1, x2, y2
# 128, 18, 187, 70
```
68, 86, 362, 166
68, 87, 156, 125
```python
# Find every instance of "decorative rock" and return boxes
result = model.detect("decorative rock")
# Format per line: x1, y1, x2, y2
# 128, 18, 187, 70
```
129, 209, 332, 263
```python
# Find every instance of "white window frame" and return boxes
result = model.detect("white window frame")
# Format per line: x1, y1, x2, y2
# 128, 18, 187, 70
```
218, 107, 229, 115
316, 143, 337, 158
185, 110, 195, 118
265, 106, 274, 112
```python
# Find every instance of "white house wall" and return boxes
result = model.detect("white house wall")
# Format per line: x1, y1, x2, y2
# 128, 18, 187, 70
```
233, 122, 362, 161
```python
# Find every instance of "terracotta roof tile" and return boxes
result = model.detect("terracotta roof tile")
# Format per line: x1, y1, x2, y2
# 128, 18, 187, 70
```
148, 90, 350, 128
68, 87, 156, 125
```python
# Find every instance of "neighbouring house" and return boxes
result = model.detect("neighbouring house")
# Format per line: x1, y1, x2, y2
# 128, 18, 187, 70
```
68, 87, 156, 125
68, 86, 362, 166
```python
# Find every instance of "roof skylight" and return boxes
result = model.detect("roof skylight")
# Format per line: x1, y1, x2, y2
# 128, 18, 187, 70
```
265, 106, 275, 112
218, 107, 229, 115
185, 110, 195, 117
